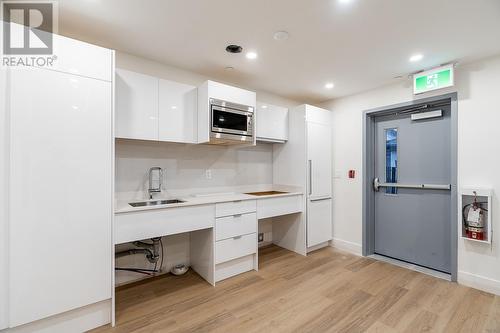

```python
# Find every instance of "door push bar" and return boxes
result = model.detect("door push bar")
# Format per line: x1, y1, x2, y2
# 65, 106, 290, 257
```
373, 178, 451, 192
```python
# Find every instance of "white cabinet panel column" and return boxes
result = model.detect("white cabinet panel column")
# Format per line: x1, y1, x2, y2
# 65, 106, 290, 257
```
8, 67, 113, 327
0, 66, 8, 331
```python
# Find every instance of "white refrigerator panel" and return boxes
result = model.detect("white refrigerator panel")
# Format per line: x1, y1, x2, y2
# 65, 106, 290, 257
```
307, 198, 333, 247
307, 121, 332, 199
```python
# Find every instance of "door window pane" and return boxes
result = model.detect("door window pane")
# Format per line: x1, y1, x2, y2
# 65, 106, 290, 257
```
385, 128, 397, 194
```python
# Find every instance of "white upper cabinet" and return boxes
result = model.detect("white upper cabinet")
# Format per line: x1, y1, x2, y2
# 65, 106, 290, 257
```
256, 102, 289, 143
159, 79, 197, 143
115, 69, 159, 141
115, 69, 198, 144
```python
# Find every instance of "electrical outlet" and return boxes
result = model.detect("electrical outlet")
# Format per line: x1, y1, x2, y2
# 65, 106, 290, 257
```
258, 233, 264, 242
205, 169, 212, 180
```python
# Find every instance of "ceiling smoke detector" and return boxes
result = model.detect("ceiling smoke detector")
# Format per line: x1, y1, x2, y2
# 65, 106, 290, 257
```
226, 44, 243, 53
273, 31, 290, 41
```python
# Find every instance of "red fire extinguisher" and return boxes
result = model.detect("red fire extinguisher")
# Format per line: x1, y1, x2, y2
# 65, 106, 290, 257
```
463, 192, 487, 240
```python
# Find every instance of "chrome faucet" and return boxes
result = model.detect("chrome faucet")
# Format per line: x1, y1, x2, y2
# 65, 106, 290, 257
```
148, 167, 163, 199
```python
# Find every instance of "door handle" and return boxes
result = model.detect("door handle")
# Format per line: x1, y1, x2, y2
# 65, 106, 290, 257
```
373, 177, 451, 192
308, 160, 312, 195
310, 197, 332, 202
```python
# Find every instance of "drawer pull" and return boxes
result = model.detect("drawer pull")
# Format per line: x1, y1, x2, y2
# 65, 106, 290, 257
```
233, 200, 242, 203
233, 235, 242, 240
233, 214, 242, 218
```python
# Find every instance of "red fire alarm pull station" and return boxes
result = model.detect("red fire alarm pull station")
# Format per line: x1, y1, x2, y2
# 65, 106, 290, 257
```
348, 170, 355, 179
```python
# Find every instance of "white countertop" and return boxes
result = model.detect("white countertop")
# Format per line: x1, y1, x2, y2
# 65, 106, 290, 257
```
115, 186, 303, 214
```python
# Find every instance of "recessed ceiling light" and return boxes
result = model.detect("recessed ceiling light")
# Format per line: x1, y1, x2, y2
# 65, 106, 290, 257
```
325, 82, 334, 89
246, 51, 258, 60
273, 31, 289, 41
338, 0, 352, 4
409, 54, 423, 62
261, 105, 268, 109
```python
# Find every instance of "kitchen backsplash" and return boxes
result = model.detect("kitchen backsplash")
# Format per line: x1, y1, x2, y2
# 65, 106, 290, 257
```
115, 139, 273, 196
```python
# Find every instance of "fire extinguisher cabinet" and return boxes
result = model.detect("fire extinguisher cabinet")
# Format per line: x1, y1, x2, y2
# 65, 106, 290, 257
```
460, 187, 492, 244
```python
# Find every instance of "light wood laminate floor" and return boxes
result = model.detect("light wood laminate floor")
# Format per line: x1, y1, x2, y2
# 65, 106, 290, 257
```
93, 245, 500, 333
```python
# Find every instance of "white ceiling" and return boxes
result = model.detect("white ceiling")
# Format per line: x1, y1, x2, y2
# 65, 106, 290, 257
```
58, 0, 500, 103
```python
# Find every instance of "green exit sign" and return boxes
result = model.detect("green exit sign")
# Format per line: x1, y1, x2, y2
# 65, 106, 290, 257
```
413, 64, 454, 94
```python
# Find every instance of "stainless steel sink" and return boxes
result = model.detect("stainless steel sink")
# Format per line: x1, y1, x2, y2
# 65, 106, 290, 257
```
129, 199, 185, 207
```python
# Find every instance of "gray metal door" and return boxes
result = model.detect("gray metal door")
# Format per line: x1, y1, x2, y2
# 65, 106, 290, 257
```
373, 105, 452, 273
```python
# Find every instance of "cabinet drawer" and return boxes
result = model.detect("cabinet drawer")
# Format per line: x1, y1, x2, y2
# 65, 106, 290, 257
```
257, 195, 303, 219
215, 233, 256, 264
216, 213, 256, 241
215, 255, 255, 282
114, 204, 215, 244
215, 200, 256, 218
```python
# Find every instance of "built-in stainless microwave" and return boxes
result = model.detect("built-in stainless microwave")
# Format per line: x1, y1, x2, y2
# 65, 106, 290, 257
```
210, 98, 254, 143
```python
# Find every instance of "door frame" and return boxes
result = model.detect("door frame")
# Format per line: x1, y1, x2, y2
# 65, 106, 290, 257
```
362, 92, 458, 281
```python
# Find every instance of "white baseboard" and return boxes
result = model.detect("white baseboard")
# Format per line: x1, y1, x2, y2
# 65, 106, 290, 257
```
458, 271, 500, 296
4, 300, 111, 333
330, 238, 362, 256
307, 241, 330, 253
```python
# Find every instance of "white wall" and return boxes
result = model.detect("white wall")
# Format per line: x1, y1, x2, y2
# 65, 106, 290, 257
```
116, 51, 300, 109
320, 55, 500, 295
114, 52, 299, 284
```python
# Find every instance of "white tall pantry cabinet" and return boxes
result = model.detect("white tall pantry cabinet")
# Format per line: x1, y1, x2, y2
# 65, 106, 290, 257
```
273, 105, 333, 251
0, 66, 8, 331
1, 34, 114, 332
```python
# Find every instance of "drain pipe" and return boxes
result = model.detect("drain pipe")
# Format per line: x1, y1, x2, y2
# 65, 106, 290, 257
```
115, 237, 161, 264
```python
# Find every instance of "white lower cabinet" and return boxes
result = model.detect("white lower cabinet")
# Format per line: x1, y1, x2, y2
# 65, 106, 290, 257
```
215, 255, 256, 282
214, 203, 257, 282
257, 195, 303, 219
115, 205, 215, 244
307, 198, 333, 247
215, 233, 257, 264
215, 213, 257, 241
215, 200, 257, 218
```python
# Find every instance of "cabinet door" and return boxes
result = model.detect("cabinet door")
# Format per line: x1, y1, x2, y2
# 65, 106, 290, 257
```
0, 67, 6, 330
159, 79, 197, 143
115, 69, 158, 140
8, 68, 112, 326
256, 102, 288, 142
307, 121, 332, 198
307, 198, 333, 247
